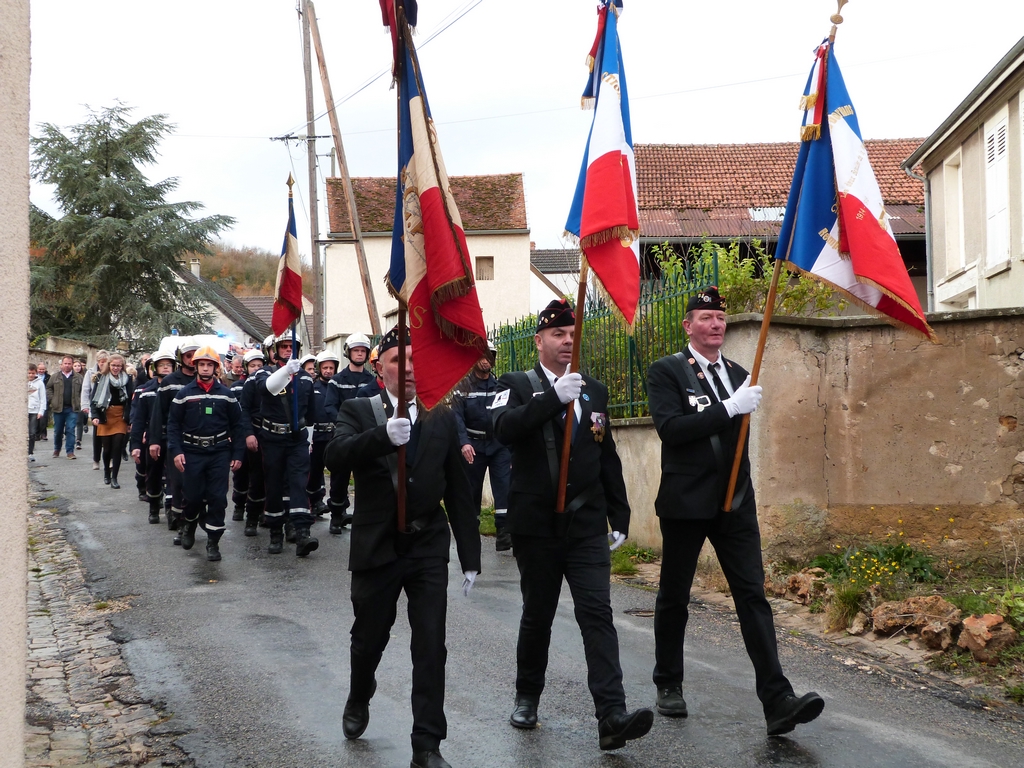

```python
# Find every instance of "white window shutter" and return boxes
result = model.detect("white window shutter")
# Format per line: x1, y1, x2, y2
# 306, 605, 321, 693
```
986, 120, 1010, 267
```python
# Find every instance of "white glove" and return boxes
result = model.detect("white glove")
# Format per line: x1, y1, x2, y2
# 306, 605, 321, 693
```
724, 375, 762, 417
386, 417, 411, 446
462, 570, 477, 597
609, 531, 626, 551
553, 364, 583, 404
285, 358, 302, 375
265, 359, 302, 395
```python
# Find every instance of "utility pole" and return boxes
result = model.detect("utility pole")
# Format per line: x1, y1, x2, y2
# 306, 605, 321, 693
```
300, 1, 323, 349
306, 0, 381, 336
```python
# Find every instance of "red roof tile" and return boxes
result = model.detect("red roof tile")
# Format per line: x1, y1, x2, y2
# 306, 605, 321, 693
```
327, 174, 528, 235
635, 138, 925, 209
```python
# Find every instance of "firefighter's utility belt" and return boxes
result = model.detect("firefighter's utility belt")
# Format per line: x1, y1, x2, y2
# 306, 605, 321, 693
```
313, 422, 335, 433
183, 431, 229, 448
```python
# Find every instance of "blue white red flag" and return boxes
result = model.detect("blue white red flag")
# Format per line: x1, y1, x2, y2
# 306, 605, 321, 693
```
381, 3, 488, 409
565, 0, 640, 329
272, 189, 303, 337
777, 40, 936, 341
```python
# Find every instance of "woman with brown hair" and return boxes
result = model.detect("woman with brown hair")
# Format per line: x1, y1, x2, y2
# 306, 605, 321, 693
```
83, 350, 110, 469
90, 353, 134, 489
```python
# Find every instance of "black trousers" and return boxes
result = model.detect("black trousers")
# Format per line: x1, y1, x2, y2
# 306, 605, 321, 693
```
145, 444, 166, 504
466, 438, 510, 529
232, 451, 249, 509
653, 498, 794, 713
246, 442, 265, 520
261, 435, 313, 530
350, 556, 448, 752
181, 449, 230, 532
135, 443, 148, 494
306, 439, 329, 506
512, 533, 626, 721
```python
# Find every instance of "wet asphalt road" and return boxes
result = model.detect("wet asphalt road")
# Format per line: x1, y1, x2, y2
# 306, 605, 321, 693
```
31, 454, 1024, 768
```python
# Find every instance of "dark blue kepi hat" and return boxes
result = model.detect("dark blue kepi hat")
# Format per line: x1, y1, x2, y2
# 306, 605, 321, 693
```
536, 298, 575, 333
378, 325, 401, 354
686, 286, 726, 313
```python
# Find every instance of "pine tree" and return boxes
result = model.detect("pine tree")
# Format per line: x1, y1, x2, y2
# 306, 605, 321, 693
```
30, 104, 233, 352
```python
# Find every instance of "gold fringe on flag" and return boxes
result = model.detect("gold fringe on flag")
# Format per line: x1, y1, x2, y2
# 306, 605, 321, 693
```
799, 93, 817, 111
800, 124, 821, 142
579, 225, 638, 251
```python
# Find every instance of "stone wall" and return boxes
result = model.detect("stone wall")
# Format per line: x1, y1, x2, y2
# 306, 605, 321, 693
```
612, 309, 1024, 565
1, 0, 30, 761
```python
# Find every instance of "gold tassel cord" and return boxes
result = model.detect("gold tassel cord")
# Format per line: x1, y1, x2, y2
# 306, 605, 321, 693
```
579, 225, 639, 251
801, 124, 821, 142
799, 93, 818, 111
587, 267, 637, 336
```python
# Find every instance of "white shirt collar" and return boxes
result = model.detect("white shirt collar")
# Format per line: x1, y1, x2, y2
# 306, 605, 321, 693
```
687, 344, 734, 398
538, 362, 582, 420
384, 387, 418, 424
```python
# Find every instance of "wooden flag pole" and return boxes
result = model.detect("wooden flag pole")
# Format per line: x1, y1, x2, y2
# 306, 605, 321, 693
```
555, 259, 589, 514
396, 304, 408, 533
721, 0, 847, 512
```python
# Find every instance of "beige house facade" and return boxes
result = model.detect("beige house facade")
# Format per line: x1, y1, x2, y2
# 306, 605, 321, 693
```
904, 36, 1024, 311
323, 174, 531, 344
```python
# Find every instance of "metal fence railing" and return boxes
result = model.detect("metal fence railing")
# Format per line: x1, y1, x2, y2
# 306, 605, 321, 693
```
490, 255, 718, 419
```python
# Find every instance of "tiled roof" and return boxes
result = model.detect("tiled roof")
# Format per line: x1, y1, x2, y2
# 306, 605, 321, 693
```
238, 296, 313, 345
178, 270, 270, 341
636, 138, 925, 209
531, 249, 580, 274
327, 174, 528, 235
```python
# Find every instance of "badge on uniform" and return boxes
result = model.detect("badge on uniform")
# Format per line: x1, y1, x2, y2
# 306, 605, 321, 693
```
489, 389, 510, 409
205, 406, 213, 415
590, 412, 607, 442
693, 395, 712, 412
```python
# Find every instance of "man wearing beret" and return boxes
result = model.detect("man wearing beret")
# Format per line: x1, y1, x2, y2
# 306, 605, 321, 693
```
647, 286, 824, 735
324, 326, 481, 768
491, 298, 653, 752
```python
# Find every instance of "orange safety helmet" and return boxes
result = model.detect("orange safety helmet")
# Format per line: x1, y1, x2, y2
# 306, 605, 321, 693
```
192, 345, 221, 368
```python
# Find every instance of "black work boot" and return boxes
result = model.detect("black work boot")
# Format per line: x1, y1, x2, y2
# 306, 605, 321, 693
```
268, 529, 284, 555
329, 514, 347, 534
295, 529, 319, 557
231, 503, 245, 522
243, 509, 259, 537
206, 532, 223, 562
148, 499, 161, 525
180, 520, 199, 551
168, 507, 181, 531
284, 520, 297, 543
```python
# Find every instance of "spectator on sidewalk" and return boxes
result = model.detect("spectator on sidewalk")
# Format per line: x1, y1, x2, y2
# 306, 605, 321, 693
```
28, 363, 47, 461
45, 355, 83, 459
82, 350, 110, 470
72, 359, 87, 450
36, 361, 51, 441
91, 353, 134, 489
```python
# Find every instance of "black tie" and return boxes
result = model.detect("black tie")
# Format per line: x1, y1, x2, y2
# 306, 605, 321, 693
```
555, 378, 579, 441
708, 361, 730, 403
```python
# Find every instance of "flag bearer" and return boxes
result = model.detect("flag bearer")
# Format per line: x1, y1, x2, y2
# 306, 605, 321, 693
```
130, 350, 175, 524
257, 335, 319, 556
167, 346, 245, 562
239, 349, 268, 537
326, 333, 376, 532
308, 350, 340, 517
453, 342, 512, 551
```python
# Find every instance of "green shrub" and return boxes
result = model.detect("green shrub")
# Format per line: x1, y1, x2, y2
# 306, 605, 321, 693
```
478, 507, 496, 536
827, 582, 864, 631
998, 583, 1024, 631
611, 548, 638, 575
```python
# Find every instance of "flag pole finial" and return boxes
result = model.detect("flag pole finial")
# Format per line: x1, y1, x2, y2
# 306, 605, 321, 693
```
286, 174, 296, 195
829, 0, 849, 41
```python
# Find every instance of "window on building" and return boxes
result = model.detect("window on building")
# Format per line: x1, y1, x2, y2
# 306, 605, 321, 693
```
476, 256, 494, 280
985, 118, 1009, 268
943, 153, 966, 272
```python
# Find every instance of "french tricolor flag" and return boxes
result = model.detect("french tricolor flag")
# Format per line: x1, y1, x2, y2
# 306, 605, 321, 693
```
382, 3, 488, 409
778, 40, 936, 341
271, 190, 303, 337
565, 0, 640, 329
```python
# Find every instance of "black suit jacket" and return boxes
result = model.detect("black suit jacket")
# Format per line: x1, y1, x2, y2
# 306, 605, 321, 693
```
324, 395, 481, 574
493, 363, 630, 538
647, 346, 752, 520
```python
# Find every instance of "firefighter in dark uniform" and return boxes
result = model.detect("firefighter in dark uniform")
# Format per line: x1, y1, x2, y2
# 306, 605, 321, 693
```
149, 337, 199, 544
323, 326, 481, 768
228, 349, 259, 523
167, 346, 245, 561
130, 350, 175, 524
308, 350, 340, 518
325, 333, 376, 532
491, 298, 653, 752
131, 357, 155, 501
453, 342, 512, 551
257, 335, 319, 556
239, 348, 268, 537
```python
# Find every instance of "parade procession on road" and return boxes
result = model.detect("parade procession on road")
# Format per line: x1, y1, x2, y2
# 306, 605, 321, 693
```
24, 1, 958, 766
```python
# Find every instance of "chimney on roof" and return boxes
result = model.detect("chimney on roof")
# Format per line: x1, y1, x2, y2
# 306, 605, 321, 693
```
530, 241, 536, 250
190, 258, 201, 278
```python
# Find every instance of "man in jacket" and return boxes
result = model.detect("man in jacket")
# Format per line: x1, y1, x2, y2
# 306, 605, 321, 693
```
491, 298, 653, 752
46, 356, 83, 459
324, 327, 480, 768
647, 286, 823, 736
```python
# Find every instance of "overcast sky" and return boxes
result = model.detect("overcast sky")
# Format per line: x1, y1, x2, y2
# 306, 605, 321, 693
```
29, 1, 1024, 261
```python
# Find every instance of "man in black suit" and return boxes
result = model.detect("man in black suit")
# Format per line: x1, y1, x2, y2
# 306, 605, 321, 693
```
491, 298, 653, 752
324, 326, 481, 768
647, 286, 824, 736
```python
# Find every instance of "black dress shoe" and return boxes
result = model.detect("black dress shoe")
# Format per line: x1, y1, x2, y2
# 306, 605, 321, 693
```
766, 692, 824, 736
656, 686, 688, 717
598, 708, 654, 751
342, 700, 370, 739
110, 478, 120, 489
411, 749, 451, 768
509, 694, 538, 729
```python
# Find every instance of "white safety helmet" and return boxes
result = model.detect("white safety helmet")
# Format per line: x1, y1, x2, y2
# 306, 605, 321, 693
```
298, 353, 317, 368
315, 350, 341, 368
344, 333, 372, 358
151, 349, 176, 365
262, 334, 275, 350
242, 349, 266, 366
176, 336, 200, 366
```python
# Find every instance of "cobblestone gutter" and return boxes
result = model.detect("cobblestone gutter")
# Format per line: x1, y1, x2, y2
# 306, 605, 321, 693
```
25, 497, 192, 768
